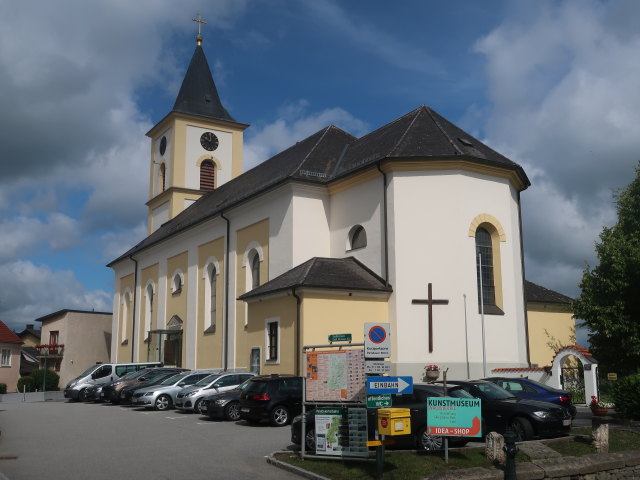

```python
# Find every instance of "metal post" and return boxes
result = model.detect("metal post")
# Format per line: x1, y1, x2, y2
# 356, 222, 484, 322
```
42, 356, 47, 392
443, 369, 449, 464
375, 438, 385, 479
463, 294, 470, 379
478, 253, 487, 377
503, 429, 518, 480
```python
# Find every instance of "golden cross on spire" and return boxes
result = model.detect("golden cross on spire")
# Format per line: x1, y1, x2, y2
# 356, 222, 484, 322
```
192, 13, 208, 46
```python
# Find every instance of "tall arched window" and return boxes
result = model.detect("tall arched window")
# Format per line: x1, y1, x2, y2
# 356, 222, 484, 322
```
475, 227, 496, 308
250, 250, 260, 289
348, 225, 367, 250
144, 283, 154, 341
159, 163, 166, 192
121, 290, 131, 344
200, 160, 215, 190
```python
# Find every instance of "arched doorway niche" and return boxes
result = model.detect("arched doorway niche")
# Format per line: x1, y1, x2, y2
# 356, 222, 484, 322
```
549, 345, 598, 405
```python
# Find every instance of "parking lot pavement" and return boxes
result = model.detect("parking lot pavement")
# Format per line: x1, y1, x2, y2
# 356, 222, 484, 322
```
0, 401, 299, 480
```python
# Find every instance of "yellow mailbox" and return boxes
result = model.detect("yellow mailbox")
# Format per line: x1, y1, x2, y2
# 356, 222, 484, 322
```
377, 408, 411, 436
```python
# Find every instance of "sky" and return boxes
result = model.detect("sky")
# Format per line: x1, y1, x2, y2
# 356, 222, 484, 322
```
1, 0, 639, 347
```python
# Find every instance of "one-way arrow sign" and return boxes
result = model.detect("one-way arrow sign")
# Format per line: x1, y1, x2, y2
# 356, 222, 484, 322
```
366, 376, 413, 394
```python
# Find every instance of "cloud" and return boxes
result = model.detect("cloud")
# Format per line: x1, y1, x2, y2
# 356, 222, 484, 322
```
473, 0, 640, 297
244, 100, 369, 168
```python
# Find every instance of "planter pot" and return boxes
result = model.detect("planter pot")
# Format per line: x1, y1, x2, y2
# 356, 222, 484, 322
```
591, 408, 608, 416
423, 371, 440, 382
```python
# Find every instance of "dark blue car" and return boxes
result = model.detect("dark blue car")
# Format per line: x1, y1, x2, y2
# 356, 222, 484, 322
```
484, 377, 577, 418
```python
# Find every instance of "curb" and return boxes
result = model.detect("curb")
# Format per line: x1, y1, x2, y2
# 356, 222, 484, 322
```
267, 451, 331, 480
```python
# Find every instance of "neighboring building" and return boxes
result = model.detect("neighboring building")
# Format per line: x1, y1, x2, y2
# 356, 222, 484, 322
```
0, 320, 23, 392
35, 310, 112, 388
17, 324, 40, 347
109, 34, 537, 381
524, 280, 574, 367
16, 323, 41, 376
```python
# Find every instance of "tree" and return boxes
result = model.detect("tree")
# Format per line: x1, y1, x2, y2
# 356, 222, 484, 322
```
573, 162, 640, 375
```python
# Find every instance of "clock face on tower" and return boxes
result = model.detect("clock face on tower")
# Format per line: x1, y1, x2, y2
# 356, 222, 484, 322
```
200, 132, 219, 151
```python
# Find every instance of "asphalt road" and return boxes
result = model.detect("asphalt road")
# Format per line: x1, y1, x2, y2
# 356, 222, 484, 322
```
0, 401, 299, 480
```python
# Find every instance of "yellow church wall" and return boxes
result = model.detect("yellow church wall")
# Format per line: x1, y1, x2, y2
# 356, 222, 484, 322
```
166, 251, 188, 367
197, 238, 225, 368
300, 293, 389, 346
527, 302, 574, 367
245, 295, 297, 375
117, 273, 134, 362
235, 219, 270, 365
138, 263, 159, 361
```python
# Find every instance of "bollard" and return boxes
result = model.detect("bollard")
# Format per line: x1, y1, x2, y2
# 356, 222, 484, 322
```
503, 428, 518, 480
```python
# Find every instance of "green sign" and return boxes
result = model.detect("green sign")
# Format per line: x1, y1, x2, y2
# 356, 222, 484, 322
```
367, 394, 392, 408
426, 397, 482, 437
328, 333, 352, 342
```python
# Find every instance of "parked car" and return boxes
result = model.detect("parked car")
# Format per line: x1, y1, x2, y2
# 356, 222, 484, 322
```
238, 375, 303, 426
441, 380, 572, 441
175, 372, 256, 413
131, 371, 217, 411
82, 384, 103, 402
102, 367, 187, 404
483, 377, 577, 418
290, 383, 473, 452
200, 377, 255, 420
119, 370, 187, 404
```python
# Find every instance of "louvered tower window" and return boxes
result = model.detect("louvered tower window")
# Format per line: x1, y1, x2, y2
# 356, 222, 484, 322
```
200, 160, 215, 190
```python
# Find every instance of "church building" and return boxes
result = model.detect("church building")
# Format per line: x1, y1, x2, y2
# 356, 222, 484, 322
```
109, 33, 536, 381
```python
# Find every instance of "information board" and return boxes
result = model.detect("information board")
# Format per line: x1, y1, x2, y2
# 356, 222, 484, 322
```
426, 397, 482, 437
314, 407, 368, 457
306, 349, 366, 402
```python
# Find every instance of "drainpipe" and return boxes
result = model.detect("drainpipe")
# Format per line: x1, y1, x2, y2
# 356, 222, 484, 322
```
220, 211, 231, 371
129, 254, 138, 363
517, 191, 531, 366
376, 163, 389, 285
292, 287, 301, 376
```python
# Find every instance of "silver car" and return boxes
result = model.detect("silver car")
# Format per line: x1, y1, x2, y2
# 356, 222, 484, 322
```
131, 371, 216, 411
175, 372, 256, 414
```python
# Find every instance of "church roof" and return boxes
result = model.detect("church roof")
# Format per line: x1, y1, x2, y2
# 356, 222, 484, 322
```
524, 280, 573, 304
171, 45, 235, 123
110, 106, 530, 266
238, 257, 393, 301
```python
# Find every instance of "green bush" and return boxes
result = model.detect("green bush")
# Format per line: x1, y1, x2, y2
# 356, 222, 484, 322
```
17, 376, 35, 392
0, 383, 6, 394
611, 373, 640, 419
29, 369, 60, 391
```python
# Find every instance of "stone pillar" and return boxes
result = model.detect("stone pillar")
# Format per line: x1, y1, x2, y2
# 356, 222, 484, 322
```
592, 416, 609, 453
485, 432, 505, 465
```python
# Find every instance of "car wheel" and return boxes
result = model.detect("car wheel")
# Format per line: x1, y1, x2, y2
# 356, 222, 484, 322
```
195, 399, 205, 415
224, 402, 241, 421
270, 405, 290, 426
155, 394, 171, 411
305, 428, 316, 451
417, 426, 444, 451
78, 389, 88, 402
509, 417, 534, 442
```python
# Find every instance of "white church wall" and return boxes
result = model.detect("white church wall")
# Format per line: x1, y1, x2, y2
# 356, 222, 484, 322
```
152, 126, 172, 197
291, 185, 330, 266
185, 126, 233, 188
388, 168, 527, 381
328, 176, 384, 276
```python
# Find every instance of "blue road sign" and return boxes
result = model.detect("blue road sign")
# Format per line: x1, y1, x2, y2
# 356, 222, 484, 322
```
366, 376, 413, 394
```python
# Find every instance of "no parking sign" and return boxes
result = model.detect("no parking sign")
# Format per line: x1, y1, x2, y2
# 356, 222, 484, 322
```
364, 323, 390, 358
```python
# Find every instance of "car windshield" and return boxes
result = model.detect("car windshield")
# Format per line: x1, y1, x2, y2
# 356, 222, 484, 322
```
518, 378, 564, 392
78, 365, 101, 378
195, 374, 220, 387
149, 373, 179, 385
159, 373, 189, 386
120, 370, 142, 381
244, 380, 268, 395
236, 378, 254, 391
472, 381, 515, 400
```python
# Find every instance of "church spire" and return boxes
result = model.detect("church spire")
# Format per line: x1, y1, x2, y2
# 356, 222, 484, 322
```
172, 15, 235, 122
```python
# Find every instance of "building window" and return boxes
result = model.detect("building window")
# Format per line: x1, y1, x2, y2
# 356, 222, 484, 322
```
476, 227, 496, 308
49, 331, 60, 354
121, 290, 131, 344
265, 319, 279, 362
159, 163, 166, 192
250, 250, 260, 289
200, 160, 215, 190
171, 270, 184, 294
204, 261, 218, 332
1, 349, 11, 367
348, 225, 367, 250
144, 282, 154, 341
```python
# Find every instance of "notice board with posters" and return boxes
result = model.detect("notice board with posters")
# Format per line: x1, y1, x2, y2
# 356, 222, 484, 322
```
314, 407, 368, 457
305, 349, 366, 402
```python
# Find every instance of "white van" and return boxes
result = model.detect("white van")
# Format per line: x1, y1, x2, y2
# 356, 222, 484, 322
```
63, 362, 162, 401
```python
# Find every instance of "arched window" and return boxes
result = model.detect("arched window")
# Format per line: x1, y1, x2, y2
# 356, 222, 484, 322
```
250, 250, 260, 289
171, 270, 184, 294
200, 160, 215, 190
475, 227, 496, 308
121, 290, 131, 344
159, 163, 166, 192
203, 261, 218, 332
348, 225, 367, 250
144, 282, 154, 341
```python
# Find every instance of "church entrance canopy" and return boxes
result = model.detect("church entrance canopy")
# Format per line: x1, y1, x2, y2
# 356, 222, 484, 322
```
147, 315, 183, 367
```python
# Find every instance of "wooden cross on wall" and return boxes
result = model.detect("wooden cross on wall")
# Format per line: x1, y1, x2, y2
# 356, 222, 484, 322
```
412, 283, 449, 353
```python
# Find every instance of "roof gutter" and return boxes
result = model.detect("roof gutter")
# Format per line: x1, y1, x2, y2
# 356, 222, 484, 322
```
220, 210, 231, 371
517, 191, 531, 366
376, 162, 389, 285
292, 287, 302, 376
128, 254, 138, 363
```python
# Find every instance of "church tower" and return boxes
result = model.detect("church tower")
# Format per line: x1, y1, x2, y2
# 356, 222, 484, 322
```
145, 23, 248, 233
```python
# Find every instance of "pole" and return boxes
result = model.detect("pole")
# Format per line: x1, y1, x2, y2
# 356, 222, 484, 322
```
463, 294, 470, 379
478, 252, 487, 377
443, 368, 449, 464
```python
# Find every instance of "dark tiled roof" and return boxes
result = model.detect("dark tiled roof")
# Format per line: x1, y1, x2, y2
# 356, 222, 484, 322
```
0, 320, 23, 344
35, 309, 112, 323
172, 45, 235, 122
17, 325, 40, 339
238, 257, 392, 301
110, 106, 529, 265
524, 280, 573, 304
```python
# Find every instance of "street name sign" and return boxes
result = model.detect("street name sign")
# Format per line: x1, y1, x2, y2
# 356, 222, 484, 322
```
365, 360, 391, 374
367, 394, 392, 408
366, 376, 413, 394
426, 397, 482, 437
328, 333, 352, 342
364, 323, 390, 358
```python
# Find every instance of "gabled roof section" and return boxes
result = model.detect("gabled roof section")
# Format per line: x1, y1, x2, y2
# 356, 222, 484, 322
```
0, 320, 23, 344
172, 45, 235, 123
35, 309, 112, 323
238, 257, 393, 301
524, 280, 573, 304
